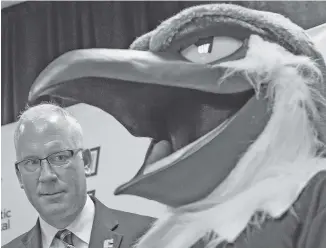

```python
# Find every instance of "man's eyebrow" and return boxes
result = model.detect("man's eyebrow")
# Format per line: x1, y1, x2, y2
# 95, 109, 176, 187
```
46, 147, 70, 154
44, 139, 69, 150
18, 155, 39, 163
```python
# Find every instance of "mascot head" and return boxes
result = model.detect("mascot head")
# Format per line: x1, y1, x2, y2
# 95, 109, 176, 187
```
28, 3, 326, 247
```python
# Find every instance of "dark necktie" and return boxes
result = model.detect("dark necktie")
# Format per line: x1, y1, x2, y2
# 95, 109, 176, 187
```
55, 229, 75, 248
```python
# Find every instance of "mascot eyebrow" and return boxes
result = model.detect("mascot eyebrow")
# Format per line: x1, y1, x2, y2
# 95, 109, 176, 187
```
130, 4, 314, 56
29, 3, 326, 248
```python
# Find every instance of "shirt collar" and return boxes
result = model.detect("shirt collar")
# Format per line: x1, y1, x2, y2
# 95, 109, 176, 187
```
39, 195, 95, 248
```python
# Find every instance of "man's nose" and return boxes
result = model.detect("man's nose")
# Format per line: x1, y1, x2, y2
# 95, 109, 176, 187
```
39, 160, 57, 182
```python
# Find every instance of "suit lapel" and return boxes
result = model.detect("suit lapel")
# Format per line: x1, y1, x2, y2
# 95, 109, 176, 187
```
89, 196, 124, 248
21, 219, 42, 248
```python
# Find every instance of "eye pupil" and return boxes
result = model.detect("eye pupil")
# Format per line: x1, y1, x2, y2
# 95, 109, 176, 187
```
29, 159, 38, 165
195, 36, 214, 54
197, 44, 211, 54
53, 153, 69, 161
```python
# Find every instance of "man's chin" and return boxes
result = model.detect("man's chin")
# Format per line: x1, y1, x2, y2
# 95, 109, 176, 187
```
36, 193, 68, 213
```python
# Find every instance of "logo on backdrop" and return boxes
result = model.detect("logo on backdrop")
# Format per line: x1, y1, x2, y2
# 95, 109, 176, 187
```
1, 209, 11, 231
87, 190, 96, 197
1, 177, 11, 232
86, 146, 100, 198
87, 146, 101, 177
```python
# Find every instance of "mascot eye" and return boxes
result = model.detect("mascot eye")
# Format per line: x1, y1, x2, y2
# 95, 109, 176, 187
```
180, 36, 243, 64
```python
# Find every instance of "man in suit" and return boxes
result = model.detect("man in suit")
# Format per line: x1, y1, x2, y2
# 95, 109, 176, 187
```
3, 103, 155, 248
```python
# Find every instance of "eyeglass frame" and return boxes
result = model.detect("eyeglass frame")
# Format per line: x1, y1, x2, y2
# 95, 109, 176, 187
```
15, 148, 84, 172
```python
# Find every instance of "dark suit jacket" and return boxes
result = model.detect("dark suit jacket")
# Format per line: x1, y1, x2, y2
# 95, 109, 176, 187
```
2, 196, 155, 248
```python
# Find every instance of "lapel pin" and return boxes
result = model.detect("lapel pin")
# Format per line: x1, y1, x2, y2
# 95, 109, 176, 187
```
103, 238, 114, 248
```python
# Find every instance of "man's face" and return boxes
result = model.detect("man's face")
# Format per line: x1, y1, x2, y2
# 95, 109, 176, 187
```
15, 115, 88, 226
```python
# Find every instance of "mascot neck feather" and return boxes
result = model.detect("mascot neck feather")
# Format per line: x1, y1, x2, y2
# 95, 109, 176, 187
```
134, 35, 326, 248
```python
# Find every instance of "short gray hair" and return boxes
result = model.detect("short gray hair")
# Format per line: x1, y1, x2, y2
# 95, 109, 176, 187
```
14, 102, 84, 149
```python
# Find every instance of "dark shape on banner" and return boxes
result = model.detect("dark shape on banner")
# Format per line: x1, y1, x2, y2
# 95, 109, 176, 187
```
86, 146, 100, 178
87, 190, 96, 197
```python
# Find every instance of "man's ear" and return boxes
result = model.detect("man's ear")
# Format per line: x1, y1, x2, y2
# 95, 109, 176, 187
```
15, 168, 24, 189
82, 149, 92, 176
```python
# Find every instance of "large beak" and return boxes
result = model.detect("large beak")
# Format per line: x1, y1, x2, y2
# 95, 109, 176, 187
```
29, 48, 262, 207
29, 49, 252, 102
29, 48, 252, 141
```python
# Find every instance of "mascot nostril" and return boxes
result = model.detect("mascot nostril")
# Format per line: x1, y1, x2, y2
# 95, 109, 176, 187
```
29, 3, 326, 248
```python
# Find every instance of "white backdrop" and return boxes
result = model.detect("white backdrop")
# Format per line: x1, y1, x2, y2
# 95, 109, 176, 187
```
1, 103, 167, 245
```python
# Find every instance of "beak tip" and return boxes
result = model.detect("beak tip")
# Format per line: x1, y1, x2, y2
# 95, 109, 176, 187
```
27, 90, 37, 105
28, 91, 33, 102
113, 185, 124, 196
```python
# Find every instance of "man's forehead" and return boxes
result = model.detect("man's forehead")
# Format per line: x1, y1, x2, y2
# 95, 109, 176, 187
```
16, 116, 77, 157
19, 114, 68, 134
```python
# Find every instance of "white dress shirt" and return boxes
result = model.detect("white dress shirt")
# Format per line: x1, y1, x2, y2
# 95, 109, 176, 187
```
39, 195, 95, 248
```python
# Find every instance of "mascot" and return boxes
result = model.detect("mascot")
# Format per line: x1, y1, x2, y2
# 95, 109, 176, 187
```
28, 3, 326, 248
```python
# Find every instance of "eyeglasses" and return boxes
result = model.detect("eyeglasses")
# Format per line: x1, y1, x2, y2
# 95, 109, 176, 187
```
15, 149, 83, 173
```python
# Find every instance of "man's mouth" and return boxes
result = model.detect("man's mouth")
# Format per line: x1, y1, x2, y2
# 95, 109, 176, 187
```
40, 191, 65, 197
